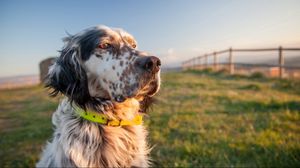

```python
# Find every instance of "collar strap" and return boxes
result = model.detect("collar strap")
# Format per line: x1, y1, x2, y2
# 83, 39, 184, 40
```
74, 106, 143, 126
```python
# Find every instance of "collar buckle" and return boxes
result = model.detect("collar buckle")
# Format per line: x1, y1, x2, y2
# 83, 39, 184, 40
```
107, 119, 122, 126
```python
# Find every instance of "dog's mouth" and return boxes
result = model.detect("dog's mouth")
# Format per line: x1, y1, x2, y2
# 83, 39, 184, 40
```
139, 72, 161, 97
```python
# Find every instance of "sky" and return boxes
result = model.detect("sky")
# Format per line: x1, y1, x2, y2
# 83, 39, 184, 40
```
0, 0, 300, 77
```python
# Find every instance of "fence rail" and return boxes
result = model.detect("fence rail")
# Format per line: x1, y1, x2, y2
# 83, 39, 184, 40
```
182, 46, 300, 78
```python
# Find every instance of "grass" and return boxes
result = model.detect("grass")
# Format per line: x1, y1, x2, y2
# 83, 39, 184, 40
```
1, 70, 300, 167
0, 86, 59, 167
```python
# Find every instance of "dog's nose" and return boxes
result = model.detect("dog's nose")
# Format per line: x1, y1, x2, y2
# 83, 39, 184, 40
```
137, 56, 161, 73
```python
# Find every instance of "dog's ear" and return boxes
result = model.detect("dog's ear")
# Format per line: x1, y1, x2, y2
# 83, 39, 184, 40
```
46, 44, 91, 108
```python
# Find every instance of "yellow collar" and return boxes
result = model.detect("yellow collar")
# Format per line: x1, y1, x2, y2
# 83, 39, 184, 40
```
74, 106, 143, 126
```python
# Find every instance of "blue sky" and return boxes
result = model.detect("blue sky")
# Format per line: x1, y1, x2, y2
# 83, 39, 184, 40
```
0, 0, 300, 77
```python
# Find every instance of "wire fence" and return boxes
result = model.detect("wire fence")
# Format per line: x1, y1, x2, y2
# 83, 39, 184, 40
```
182, 46, 300, 79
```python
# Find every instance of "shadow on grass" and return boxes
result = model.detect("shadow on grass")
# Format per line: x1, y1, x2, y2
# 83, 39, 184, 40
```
185, 69, 268, 81
272, 79, 300, 96
185, 69, 300, 95
238, 84, 261, 91
214, 96, 300, 114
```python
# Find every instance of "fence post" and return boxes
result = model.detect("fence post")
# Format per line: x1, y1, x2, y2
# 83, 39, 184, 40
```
214, 52, 218, 71
229, 47, 234, 74
200, 57, 203, 69
199, 57, 202, 69
193, 58, 196, 70
196, 57, 200, 70
205, 54, 208, 68
279, 46, 284, 78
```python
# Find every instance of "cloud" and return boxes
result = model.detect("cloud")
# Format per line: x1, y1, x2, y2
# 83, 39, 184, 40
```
160, 47, 202, 68
159, 48, 182, 67
167, 48, 175, 55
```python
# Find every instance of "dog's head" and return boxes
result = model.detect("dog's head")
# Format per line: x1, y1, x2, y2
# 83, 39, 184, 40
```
47, 25, 161, 109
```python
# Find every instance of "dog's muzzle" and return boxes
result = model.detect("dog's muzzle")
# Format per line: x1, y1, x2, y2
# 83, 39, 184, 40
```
114, 56, 161, 103
136, 56, 161, 73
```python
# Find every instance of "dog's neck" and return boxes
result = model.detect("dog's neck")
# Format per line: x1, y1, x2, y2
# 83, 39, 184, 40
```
76, 98, 141, 121
50, 97, 150, 167
73, 99, 143, 126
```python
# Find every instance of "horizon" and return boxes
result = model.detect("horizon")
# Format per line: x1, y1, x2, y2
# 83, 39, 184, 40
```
1, 0, 300, 77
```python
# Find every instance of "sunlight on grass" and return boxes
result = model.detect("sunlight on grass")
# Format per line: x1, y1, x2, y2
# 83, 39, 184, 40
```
147, 70, 300, 167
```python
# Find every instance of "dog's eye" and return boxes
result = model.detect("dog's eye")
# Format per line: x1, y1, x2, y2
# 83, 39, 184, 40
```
132, 44, 137, 48
98, 43, 111, 49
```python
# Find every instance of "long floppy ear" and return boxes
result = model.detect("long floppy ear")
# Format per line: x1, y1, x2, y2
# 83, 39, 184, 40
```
46, 44, 91, 108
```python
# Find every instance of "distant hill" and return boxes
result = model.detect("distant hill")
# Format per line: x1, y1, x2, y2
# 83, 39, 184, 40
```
261, 56, 300, 67
161, 67, 182, 72
0, 75, 39, 89
284, 56, 300, 67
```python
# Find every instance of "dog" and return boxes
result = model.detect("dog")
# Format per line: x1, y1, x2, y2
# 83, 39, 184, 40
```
36, 25, 161, 167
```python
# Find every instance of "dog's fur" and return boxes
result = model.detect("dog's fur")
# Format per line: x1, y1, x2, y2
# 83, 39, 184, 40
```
37, 25, 161, 167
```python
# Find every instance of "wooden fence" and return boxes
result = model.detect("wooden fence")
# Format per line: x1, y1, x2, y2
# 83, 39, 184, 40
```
182, 46, 300, 78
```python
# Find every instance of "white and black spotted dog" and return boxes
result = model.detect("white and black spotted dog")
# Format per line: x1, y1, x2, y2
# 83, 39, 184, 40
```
37, 25, 161, 167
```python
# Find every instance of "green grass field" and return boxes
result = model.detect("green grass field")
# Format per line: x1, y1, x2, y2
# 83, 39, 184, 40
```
1, 70, 300, 167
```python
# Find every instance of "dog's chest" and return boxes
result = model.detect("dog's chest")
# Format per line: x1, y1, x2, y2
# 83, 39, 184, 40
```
60, 119, 149, 167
